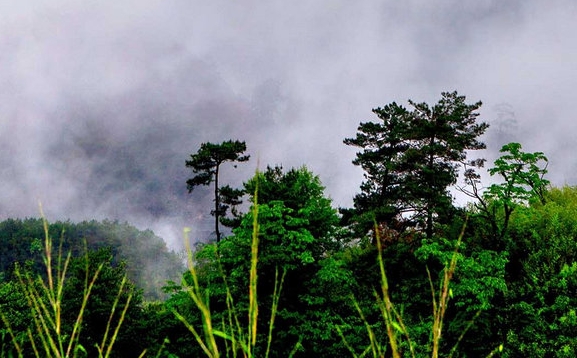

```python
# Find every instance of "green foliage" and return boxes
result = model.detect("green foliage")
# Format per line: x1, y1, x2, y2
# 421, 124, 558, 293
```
3, 99, 576, 357
0, 280, 31, 354
345, 91, 488, 237
0, 217, 145, 358
186, 139, 250, 242
168, 166, 344, 356
167, 187, 289, 358
501, 186, 577, 356
60, 248, 146, 357
464, 142, 549, 241
0, 218, 183, 301
244, 166, 340, 248
415, 238, 507, 313
217, 184, 246, 229
230, 167, 341, 355
487, 142, 549, 204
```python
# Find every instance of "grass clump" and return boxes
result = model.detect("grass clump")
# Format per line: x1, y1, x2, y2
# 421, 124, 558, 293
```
172, 183, 296, 358
339, 219, 500, 358
1, 207, 138, 358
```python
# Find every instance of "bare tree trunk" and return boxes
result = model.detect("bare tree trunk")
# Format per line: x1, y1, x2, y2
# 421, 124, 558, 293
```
214, 165, 221, 242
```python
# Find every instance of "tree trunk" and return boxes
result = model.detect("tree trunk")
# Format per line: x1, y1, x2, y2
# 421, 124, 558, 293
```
215, 164, 221, 243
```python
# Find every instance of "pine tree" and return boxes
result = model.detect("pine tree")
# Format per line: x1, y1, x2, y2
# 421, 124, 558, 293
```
345, 91, 488, 238
186, 140, 249, 242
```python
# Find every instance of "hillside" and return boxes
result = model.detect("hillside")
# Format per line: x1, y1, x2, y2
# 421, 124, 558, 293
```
0, 218, 184, 300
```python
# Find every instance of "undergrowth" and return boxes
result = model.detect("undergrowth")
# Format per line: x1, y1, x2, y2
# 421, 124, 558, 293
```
1, 206, 141, 358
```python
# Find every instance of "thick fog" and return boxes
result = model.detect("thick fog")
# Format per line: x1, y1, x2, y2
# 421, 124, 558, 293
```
1, 1, 576, 248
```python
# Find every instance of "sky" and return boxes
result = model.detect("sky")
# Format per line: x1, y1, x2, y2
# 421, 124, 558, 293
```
0, 0, 576, 248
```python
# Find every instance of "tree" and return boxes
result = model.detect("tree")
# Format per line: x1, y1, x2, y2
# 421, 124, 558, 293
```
0, 218, 183, 301
174, 166, 341, 356
60, 248, 146, 357
219, 166, 341, 305
243, 165, 341, 254
461, 142, 549, 241
498, 186, 577, 356
217, 184, 246, 229
0, 279, 33, 355
344, 91, 488, 238
186, 140, 250, 242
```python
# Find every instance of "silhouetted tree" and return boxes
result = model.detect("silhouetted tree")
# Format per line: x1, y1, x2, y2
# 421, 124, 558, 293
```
186, 140, 249, 242
345, 91, 488, 238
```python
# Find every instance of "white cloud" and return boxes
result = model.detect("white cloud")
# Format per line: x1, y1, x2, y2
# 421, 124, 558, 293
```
0, 0, 575, 246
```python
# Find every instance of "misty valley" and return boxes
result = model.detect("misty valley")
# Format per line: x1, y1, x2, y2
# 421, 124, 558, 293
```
2, 92, 577, 357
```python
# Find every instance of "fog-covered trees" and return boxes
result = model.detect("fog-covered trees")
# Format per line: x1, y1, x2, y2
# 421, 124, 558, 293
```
4, 90, 577, 357
186, 140, 250, 242
0, 219, 182, 300
344, 91, 488, 237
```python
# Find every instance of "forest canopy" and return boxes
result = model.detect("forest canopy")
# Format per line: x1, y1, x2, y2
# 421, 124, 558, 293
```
1, 91, 574, 357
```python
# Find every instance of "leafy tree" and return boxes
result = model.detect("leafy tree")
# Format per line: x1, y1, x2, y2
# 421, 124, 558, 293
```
217, 184, 246, 229
499, 186, 577, 356
344, 91, 488, 238
414, 235, 508, 356
244, 165, 341, 254
60, 248, 146, 357
186, 140, 250, 242
171, 166, 341, 356
0, 279, 32, 355
462, 142, 549, 241
0, 231, 149, 357
0, 218, 183, 300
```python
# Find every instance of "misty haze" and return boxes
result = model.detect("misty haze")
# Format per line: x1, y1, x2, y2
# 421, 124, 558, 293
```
1, 1, 575, 248
1, 1, 577, 357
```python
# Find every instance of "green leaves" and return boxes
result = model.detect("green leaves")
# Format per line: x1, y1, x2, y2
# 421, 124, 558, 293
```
473, 142, 550, 241
415, 237, 507, 311
235, 200, 316, 270
486, 142, 549, 205
186, 139, 250, 242
185, 140, 250, 185
493, 186, 577, 356
345, 91, 488, 237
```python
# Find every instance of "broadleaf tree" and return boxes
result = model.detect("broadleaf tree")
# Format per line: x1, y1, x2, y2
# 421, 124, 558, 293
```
344, 91, 489, 238
186, 140, 249, 242
188, 166, 341, 356
462, 142, 549, 241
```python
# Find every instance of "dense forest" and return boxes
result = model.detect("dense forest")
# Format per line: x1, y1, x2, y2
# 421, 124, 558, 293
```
0, 218, 184, 300
2, 91, 576, 357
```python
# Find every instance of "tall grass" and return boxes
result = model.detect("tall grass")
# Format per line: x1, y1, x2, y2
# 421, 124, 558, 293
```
173, 183, 292, 358
0, 201, 503, 356
176, 195, 486, 357
339, 220, 489, 358
374, 223, 415, 358
1, 208, 137, 358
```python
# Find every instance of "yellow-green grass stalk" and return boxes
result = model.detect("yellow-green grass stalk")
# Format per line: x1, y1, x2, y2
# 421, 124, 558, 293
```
265, 268, 286, 358
174, 227, 220, 358
12, 215, 103, 358
96, 276, 134, 358
428, 220, 465, 358
175, 177, 290, 357
373, 222, 415, 358
247, 184, 259, 358
353, 297, 384, 357
3, 208, 136, 358
346, 219, 474, 358
1, 312, 23, 357
219, 258, 244, 358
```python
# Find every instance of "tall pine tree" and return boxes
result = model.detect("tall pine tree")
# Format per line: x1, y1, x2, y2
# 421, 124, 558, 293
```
186, 140, 249, 242
344, 91, 488, 238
